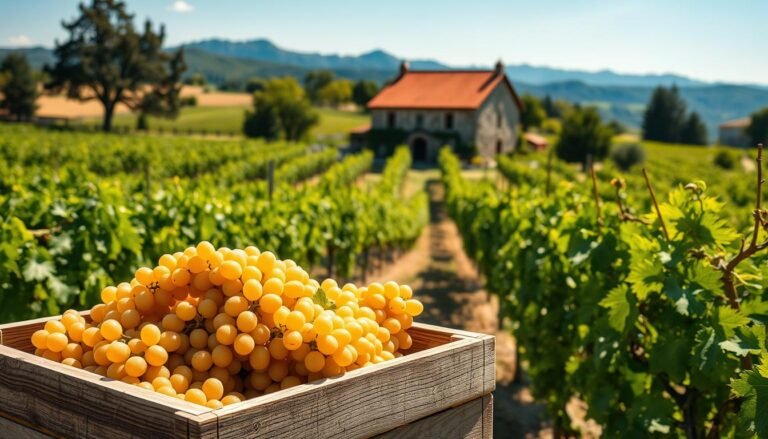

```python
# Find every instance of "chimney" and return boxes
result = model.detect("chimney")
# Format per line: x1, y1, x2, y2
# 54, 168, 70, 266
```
494, 59, 504, 76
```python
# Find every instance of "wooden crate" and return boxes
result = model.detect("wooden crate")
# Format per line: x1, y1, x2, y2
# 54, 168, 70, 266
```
0, 314, 495, 439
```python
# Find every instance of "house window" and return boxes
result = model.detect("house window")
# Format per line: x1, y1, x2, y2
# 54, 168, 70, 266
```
496, 140, 503, 155
416, 113, 424, 129
387, 112, 396, 128
497, 109, 503, 128
444, 112, 454, 130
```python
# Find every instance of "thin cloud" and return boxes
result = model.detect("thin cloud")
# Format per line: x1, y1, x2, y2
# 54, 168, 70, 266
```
168, 1, 194, 13
7, 34, 33, 46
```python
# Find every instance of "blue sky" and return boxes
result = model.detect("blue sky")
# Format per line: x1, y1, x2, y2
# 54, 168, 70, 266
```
1, 0, 765, 84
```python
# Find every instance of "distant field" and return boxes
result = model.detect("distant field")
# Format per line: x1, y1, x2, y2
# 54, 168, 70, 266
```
76, 106, 368, 139
73, 105, 370, 138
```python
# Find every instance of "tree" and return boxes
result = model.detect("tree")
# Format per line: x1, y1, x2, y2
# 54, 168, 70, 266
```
243, 77, 318, 141
303, 70, 334, 104
184, 73, 206, 86
642, 85, 687, 142
746, 108, 768, 147
317, 79, 353, 106
0, 53, 38, 121
352, 80, 379, 109
520, 94, 546, 130
245, 77, 265, 94
555, 106, 612, 163
679, 111, 708, 145
542, 94, 559, 118
45, 0, 186, 132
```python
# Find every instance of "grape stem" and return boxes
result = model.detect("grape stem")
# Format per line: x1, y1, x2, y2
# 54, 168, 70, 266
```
715, 143, 765, 370
613, 181, 650, 225
642, 168, 670, 241
589, 159, 603, 237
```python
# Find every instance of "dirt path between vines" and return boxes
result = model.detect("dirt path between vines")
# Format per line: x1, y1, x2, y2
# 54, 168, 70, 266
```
368, 178, 553, 438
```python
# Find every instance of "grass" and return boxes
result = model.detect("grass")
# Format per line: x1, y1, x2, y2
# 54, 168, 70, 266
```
76, 106, 369, 139
311, 108, 368, 138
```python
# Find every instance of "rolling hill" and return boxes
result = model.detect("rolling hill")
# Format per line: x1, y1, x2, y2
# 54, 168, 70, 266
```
3, 39, 768, 137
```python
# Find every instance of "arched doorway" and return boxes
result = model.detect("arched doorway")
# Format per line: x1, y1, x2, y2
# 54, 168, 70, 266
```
411, 137, 428, 162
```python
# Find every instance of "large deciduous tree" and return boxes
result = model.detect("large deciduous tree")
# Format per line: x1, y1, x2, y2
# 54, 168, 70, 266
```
352, 80, 379, 109
0, 53, 39, 121
520, 94, 546, 130
303, 70, 334, 104
243, 77, 318, 141
46, 0, 185, 132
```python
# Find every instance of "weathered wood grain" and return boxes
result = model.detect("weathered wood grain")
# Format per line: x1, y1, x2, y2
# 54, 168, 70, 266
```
0, 412, 59, 439
212, 334, 491, 438
373, 394, 493, 439
1, 315, 495, 439
0, 345, 209, 438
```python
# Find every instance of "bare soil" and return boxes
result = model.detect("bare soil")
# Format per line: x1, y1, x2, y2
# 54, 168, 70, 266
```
34, 86, 250, 119
368, 178, 554, 439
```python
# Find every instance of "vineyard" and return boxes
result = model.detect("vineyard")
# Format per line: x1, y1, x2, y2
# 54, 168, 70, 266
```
0, 124, 427, 323
441, 147, 768, 437
4, 121, 768, 437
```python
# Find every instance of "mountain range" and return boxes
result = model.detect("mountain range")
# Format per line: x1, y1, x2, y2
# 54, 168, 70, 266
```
2, 38, 768, 137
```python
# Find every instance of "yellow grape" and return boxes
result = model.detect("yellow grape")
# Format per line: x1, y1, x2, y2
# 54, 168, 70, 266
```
31, 244, 424, 405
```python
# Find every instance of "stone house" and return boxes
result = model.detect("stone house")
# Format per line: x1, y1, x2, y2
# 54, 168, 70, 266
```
718, 118, 751, 148
363, 61, 523, 161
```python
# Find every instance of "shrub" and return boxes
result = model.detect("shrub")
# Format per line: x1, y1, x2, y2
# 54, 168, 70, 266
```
713, 149, 738, 170
555, 107, 612, 163
180, 96, 197, 107
610, 143, 645, 170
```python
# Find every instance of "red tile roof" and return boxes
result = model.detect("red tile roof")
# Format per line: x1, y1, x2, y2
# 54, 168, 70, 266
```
719, 118, 750, 129
367, 69, 523, 111
524, 132, 548, 147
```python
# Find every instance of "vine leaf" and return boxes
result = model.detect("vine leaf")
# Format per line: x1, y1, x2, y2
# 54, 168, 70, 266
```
716, 306, 750, 337
731, 356, 768, 437
599, 284, 637, 333
22, 259, 55, 282
649, 337, 689, 383
719, 326, 766, 357
693, 327, 725, 372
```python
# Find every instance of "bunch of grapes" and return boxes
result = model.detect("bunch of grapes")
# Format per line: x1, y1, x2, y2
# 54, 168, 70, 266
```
29, 242, 424, 408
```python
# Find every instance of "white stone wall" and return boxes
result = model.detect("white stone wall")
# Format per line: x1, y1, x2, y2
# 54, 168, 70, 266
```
719, 127, 751, 148
370, 109, 475, 144
474, 84, 520, 156
368, 80, 521, 159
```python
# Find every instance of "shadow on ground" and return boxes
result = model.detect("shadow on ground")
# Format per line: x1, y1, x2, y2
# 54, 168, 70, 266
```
402, 179, 552, 439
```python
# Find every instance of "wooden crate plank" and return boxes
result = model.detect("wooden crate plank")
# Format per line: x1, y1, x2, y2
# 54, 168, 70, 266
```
213, 336, 490, 439
373, 394, 493, 439
0, 411, 61, 439
1, 315, 495, 439
481, 394, 493, 438
0, 346, 208, 439
178, 411, 219, 439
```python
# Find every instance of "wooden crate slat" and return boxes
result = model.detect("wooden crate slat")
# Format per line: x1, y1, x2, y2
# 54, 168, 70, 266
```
1, 315, 495, 439
373, 394, 493, 439
210, 336, 489, 439
0, 413, 56, 439
0, 345, 208, 438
